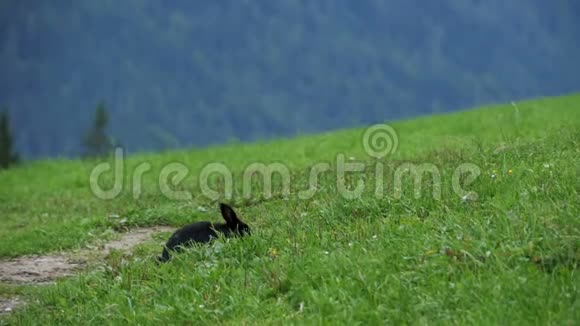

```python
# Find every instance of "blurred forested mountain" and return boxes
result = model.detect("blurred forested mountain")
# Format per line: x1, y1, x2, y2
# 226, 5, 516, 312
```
1, 0, 579, 159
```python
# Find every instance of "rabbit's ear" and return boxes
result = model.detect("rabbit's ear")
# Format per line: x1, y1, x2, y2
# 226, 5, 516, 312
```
220, 203, 241, 227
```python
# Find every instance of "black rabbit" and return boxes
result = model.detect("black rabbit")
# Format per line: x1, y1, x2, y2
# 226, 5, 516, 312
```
157, 203, 251, 263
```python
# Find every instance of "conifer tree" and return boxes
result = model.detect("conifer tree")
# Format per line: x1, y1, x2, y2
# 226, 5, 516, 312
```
83, 102, 113, 158
0, 110, 20, 169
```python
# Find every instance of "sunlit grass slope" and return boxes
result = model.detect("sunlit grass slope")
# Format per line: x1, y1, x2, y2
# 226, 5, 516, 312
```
1, 93, 579, 324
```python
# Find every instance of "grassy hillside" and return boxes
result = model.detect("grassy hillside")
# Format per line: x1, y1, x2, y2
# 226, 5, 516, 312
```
1, 93, 579, 324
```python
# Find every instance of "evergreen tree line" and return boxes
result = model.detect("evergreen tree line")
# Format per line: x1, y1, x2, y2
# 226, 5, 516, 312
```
1, 0, 579, 158
0, 103, 114, 169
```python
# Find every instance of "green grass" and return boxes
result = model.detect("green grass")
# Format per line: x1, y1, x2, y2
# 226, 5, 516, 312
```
1, 93, 579, 324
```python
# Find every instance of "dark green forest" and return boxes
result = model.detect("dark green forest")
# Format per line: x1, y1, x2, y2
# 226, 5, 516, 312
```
1, 0, 579, 159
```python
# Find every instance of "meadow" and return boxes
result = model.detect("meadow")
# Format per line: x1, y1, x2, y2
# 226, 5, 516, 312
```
0, 93, 579, 324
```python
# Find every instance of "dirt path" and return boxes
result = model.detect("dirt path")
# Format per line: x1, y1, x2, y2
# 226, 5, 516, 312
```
0, 226, 175, 315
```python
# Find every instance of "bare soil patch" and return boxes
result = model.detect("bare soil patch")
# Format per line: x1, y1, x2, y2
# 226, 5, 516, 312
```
0, 255, 82, 284
0, 296, 23, 315
0, 226, 174, 317
0, 226, 174, 284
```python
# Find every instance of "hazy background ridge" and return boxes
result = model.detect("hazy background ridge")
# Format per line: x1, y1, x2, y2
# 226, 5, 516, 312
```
1, 0, 579, 158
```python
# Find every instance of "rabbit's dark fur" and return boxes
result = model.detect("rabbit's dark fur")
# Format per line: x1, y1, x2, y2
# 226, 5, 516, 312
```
157, 203, 251, 262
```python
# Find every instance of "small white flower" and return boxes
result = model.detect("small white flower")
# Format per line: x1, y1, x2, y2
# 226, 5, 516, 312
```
198, 304, 205, 309
372, 235, 378, 240
543, 163, 552, 169
348, 242, 353, 247
323, 251, 329, 255
491, 174, 497, 179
